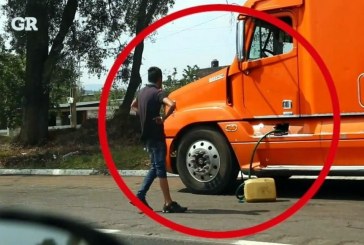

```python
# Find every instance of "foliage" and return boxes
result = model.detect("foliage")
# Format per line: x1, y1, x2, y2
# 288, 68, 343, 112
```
0, 40, 25, 129
2, 0, 175, 91
0, 38, 80, 130
78, 87, 124, 105
1, 0, 175, 144
115, 0, 175, 119
163, 67, 178, 94
49, 59, 81, 109
163, 64, 200, 94
181, 64, 200, 85
2, 0, 132, 82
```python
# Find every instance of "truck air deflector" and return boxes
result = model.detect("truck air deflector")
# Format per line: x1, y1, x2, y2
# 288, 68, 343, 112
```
244, 0, 303, 11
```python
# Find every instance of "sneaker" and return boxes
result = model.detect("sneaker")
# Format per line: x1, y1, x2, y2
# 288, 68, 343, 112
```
129, 198, 153, 211
162, 201, 188, 213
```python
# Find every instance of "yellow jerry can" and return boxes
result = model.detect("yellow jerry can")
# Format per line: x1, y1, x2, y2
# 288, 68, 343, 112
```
244, 178, 276, 202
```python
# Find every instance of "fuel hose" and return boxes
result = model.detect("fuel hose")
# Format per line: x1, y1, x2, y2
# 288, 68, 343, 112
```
235, 129, 283, 202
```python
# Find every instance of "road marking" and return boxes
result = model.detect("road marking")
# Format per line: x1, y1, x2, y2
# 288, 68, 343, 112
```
97, 228, 289, 244
232, 241, 289, 245
0, 169, 179, 177
96, 229, 120, 234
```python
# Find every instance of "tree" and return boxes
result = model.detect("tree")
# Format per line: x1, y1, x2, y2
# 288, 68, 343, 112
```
2, 0, 174, 145
181, 64, 199, 86
163, 67, 178, 94
49, 59, 81, 109
0, 38, 25, 130
116, 0, 175, 119
0, 36, 77, 131
162, 65, 199, 94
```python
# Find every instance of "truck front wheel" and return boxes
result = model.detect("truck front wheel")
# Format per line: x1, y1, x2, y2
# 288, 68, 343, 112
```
176, 128, 238, 194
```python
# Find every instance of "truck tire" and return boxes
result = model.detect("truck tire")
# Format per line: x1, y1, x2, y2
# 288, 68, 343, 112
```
176, 127, 238, 194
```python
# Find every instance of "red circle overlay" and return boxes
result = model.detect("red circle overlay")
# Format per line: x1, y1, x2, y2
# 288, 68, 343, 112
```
98, 4, 340, 239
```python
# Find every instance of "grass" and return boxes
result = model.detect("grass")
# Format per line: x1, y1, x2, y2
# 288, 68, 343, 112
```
0, 139, 150, 170
59, 145, 150, 170
0, 136, 11, 143
0, 119, 151, 170
0, 136, 16, 158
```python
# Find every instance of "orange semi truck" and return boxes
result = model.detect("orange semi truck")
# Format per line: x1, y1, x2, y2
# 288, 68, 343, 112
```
163, 0, 364, 194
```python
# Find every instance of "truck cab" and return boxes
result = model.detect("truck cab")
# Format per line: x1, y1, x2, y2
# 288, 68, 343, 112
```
164, 0, 364, 194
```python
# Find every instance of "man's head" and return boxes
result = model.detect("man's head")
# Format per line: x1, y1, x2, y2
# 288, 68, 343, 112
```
148, 66, 162, 88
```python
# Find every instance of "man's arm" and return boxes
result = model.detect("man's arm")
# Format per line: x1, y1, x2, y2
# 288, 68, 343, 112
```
130, 98, 138, 115
154, 97, 175, 124
162, 97, 176, 121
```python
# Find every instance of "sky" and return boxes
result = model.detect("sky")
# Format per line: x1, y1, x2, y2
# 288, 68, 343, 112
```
0, 0, 247, 91
84, 0, 246, 90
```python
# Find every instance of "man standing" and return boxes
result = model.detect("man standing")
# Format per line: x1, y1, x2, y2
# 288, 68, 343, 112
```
131, 66, 187, 213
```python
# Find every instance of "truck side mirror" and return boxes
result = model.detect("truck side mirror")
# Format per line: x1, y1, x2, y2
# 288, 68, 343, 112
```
236, 18, 245, 61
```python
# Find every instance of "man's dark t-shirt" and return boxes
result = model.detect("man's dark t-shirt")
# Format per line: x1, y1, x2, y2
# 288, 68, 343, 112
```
137, 84, 167, 143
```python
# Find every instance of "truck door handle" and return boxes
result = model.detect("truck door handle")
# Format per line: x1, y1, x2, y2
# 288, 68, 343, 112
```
358, 73, 364, 108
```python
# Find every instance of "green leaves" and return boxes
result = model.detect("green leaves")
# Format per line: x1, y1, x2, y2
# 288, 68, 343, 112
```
1, 0, 176, 144
181, 64, 200, 85
0, 50, 25, 129
163, 64, 200, 94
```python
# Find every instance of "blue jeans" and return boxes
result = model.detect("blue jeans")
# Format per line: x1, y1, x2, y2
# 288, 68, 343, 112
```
137, 140, 167, 201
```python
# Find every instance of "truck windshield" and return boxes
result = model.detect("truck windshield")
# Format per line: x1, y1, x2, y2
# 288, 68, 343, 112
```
248, 17, 293, 60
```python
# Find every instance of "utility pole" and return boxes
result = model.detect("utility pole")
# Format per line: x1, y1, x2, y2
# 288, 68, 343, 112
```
70, 85, 77, 128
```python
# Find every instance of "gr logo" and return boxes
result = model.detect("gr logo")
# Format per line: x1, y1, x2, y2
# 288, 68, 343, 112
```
11, 17, 38, 31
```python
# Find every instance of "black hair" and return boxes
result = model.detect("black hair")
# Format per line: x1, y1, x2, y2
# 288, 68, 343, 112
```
148, 66, 162, 84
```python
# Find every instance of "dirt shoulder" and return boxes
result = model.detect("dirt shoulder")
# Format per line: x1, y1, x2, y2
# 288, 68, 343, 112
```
0, 121, 149, 170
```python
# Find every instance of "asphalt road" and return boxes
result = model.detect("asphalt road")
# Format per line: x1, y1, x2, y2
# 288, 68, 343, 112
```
0, 175, 363, 244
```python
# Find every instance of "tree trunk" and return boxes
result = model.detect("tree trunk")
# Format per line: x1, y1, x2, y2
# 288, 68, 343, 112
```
70, 85, 77, 128
19, 0, 78, 145
119, 41, 144, 117
19, 0, 49, 145
116, 0, 161, 120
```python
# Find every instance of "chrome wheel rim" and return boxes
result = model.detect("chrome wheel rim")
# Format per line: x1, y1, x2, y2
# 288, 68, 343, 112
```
185, 140, 221, 183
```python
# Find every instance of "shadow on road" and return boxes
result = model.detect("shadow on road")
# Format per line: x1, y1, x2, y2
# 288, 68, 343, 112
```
178, 178, 364, 201
275, 178, 364, 200
157, 209, 270, 215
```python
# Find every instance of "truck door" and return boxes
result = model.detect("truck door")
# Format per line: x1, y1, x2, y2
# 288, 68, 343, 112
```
242, 16, 299, 118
